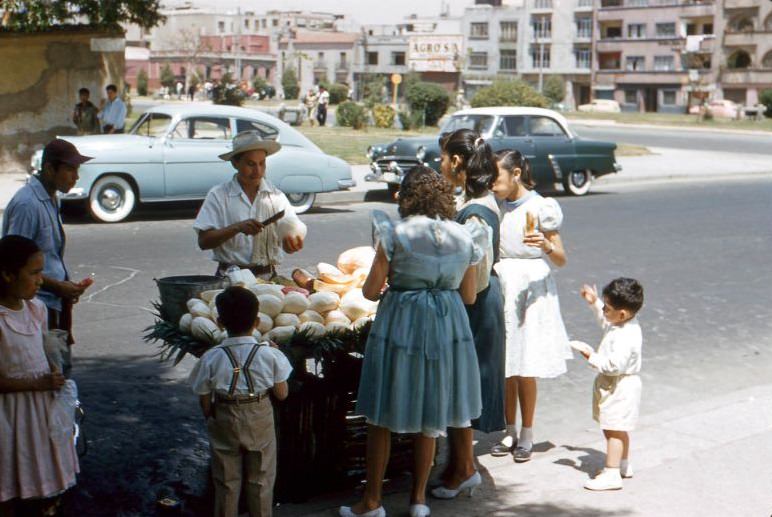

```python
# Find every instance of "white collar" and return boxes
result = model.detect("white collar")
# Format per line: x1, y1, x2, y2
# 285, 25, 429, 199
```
218, 335, 258, 347
226, 175, 275, 198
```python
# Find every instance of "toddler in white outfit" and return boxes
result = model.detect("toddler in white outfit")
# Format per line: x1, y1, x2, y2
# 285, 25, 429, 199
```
573, 277, 643, 491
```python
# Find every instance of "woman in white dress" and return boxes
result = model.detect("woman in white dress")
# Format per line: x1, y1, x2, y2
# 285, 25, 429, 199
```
490, 150, 572, 462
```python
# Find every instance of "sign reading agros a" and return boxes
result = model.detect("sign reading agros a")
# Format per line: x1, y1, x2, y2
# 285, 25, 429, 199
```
408, 35, 464, 73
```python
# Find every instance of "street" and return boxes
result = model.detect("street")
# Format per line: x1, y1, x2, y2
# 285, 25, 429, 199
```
57, 176, 772, 516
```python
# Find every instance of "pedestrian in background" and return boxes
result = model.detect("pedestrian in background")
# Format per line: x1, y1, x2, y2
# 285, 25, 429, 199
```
490, 150, 572, 463
1, 139, 94, 377
575, 278, 644, 491
188, 83, 196, 101
189, 286, 292, 516
98, 84, 126, 134
316, 86, 329, 127
0, 235, 79, 517
303, 89, 317, 126
72, 87, 100, 135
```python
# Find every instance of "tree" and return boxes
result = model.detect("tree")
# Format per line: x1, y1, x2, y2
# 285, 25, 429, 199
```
760, 89, 772, 118
1, 1, 164, 32
405, 82, 450, 127
470, 79, 549, 109
282, 68, 299, 100
137, 69, 148, 96
160, 64, 176, 89
543, 75, 566, 105
172, 29, 211, 93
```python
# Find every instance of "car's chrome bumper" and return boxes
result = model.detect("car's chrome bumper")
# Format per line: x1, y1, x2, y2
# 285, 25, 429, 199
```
614, 163, 623, 173
337, 179, 357, 190
366, 161, 408, 184
61, 188, 88, 200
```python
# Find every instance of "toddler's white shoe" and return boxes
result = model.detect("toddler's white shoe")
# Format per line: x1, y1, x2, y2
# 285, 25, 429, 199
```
621, 463, 633, 479
409, 503, 431, 517
584, 468, 623, 491
339, 506, 386, 517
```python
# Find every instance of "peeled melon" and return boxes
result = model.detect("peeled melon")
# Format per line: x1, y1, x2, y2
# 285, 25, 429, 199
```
257, 294, 283, 318
278, 217, 308, 241
325, 310, 351, 326
352, 316, 373, 330
257, 313, 273, 334
299, 310, 324, 324
200, 289, 223, 304
214, 329, 228, 344
226, 268, 258, 287
317, 262, 351, 284
340, 289, 378, 321
188, 301, 211, 319
337, 246, 376, 274
308, 292, 340, 313
250, 284, 285, 301
282, 291, 310, 314
191, 317, 218, 343
186, 298, 207, 311
266, 325, 296, 344
179, 313, 193, 333
298, 321, 325, 338
275, 313, 300, 328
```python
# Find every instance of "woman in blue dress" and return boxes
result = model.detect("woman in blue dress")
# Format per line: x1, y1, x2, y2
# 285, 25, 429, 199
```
340, 166, 485, 517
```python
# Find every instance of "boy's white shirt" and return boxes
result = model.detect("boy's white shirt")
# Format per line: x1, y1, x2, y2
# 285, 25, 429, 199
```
189, 335, 292, 396
586, 299, 642, 376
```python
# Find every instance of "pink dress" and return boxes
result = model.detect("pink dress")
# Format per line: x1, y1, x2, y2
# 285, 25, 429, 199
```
0, 299, 78, 502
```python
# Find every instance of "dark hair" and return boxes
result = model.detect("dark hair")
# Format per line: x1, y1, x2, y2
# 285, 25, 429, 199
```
0, 235, 41, 282
495, 149, 535, 189
79, 87, 90, 95
602, 278, 644, 314
439, 129, 498, 199
106, 84, 118, 93
215, 286, 260, 335
398, 165, 455, 220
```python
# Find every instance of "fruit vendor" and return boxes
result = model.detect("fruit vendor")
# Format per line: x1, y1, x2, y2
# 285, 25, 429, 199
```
194, 131, 306, 279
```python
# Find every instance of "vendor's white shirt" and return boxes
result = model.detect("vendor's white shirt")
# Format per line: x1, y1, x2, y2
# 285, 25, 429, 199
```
587, 300, 642, 376
189, 336, 293, 396
193, 175, 306, 266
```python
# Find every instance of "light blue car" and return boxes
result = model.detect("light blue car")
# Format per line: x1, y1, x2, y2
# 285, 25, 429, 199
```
30, 104, 354, 222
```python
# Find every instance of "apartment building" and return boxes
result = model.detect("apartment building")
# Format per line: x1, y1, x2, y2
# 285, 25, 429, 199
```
594, 0, 718, 113
278, 31, 360, 95
462, 0, 593, 108
716, 0, 772, 105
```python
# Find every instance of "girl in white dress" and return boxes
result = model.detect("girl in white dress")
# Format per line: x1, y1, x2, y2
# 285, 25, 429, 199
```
575, 278, 644, 491
491, 150, 572, 462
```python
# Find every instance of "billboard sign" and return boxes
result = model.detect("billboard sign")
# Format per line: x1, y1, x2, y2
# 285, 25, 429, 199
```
408, 35, 464, 73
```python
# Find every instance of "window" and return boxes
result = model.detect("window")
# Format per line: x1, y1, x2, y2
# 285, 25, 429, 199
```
578, 0, 593, 6
703, 23, 713, 35
686, 23, 697, 36
601, 0, 623, 6
654, 55, 675, 71
470, 22, 489, 39
317, 52, 324, 60
367, 52, 379, 65
130, 113, 171, 137
440, 114, 496, 135
624, 90, 637, 104
598, 52, 621, 70
532, 15, 552, 39
261, 19, 267, 28
500, 21, 518, 41
171, 117, 232, 140
502, 116, 527, 136
628, 0, 647, 6
217, 21, 225, 33
656, 22, 676, 38
604, 25, 622, 38
340, 52, 347, 64
500, 49, 517, 70
626, 55, 645, 71
534, 0, 553, 8
529, 116, 565, 137
531, 45, 551, 68
236, 119, 279, 140
469, 52, 488, 69
576, 17, 592, 38
244, 19, 249, 29
272, 19, 278, 27
661, 90, 677, 105
391, 52, 406, 66
575, 47, 591, 68
627, 24, 646, 39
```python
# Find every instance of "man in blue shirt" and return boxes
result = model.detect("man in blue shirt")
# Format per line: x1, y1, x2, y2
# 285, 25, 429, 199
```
2, 139, 94, 374
98, 84, 127, 134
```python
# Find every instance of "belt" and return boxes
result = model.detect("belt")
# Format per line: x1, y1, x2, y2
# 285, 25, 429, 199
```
217, 263, 275, 277
215, 392, 269, 405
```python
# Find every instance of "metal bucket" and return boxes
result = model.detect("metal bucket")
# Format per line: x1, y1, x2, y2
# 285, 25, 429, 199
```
155, 275, 226, 325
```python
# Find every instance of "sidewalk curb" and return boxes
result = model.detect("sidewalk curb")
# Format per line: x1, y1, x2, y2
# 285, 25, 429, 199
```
566, 117, 772, 137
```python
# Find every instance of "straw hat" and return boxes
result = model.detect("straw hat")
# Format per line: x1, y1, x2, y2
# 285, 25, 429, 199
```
218, 130, 281, 161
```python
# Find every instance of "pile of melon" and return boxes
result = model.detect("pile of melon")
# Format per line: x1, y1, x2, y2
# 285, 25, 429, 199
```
178, 247, 377, 345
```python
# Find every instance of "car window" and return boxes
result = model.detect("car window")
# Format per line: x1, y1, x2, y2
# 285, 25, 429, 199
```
440, 114, 495, 135
236, 119, 279, 140
131, 113, 171, 137
529, 116, 566, 137
171, 117, 232, 140
502, 116, 527, 137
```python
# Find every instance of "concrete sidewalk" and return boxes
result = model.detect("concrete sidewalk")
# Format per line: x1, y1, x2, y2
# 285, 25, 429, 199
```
276, 382, 772, 516
567, 116, 772, 137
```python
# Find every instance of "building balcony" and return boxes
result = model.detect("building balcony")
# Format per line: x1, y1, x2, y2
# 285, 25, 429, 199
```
575, 31, 593, 41
723, 0, 758, 9
596, 69, 689, 84
575, 0, 594, 11
336, 61, 349, 71
499, 37, 519, 44
314, 61, 328, 71
721, 68, 772, 85
724, 32, 763, 47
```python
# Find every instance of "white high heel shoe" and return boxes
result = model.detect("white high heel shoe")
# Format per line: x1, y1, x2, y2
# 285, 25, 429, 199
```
430, 471, 482, 499
339, 505, 386, 517
409, 503, 431, 517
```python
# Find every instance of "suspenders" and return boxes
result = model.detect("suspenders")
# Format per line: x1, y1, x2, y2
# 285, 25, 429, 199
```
220, 343, 263, 397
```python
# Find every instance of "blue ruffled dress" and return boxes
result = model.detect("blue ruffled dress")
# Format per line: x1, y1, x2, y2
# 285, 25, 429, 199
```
355, 211, 485, 437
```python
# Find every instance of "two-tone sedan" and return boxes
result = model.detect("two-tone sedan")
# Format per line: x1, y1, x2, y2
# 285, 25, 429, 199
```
366, 107, 622, 196
30, 104, 355, 222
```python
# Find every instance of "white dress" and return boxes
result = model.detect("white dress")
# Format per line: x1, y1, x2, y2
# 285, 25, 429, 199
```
494, 191, 572, 378
585, 300, 643, 431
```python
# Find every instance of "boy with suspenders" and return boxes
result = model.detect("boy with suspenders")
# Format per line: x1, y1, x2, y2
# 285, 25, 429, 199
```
189, 287, 292, 516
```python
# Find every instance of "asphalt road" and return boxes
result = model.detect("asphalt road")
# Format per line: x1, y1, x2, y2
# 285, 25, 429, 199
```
57, 177, 772, 516
572, 123, 772, 155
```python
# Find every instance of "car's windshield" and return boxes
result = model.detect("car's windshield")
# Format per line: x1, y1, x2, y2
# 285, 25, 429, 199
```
440, 114, 495, 136
130, 113, 172, 137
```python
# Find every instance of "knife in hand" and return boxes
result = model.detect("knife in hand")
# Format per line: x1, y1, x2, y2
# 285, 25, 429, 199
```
260, 210, 285, 227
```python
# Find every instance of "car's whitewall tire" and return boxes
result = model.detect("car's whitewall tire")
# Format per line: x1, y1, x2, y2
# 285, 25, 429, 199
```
286, 192, 315, 214
88, 175, 136, 223
563, 170, 592, 196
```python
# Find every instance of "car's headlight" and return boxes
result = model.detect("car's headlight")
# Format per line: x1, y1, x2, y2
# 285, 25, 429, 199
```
416, 146, 426, 161
366, 145, 374, 160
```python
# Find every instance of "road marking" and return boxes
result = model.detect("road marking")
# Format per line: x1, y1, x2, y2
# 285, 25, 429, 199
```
82, 265, 141, 303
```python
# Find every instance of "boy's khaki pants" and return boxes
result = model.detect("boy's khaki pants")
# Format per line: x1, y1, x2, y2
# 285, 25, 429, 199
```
207, 397, 276, 517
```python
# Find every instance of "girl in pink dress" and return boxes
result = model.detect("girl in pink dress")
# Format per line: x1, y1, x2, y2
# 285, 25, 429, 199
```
0, 235, 79, 516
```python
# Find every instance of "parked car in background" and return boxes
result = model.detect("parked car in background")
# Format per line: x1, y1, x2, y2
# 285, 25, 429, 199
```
30, 104, 354, 222
577, 99, 622, 113
688, 99, 739, 119
366, 107, 621, 196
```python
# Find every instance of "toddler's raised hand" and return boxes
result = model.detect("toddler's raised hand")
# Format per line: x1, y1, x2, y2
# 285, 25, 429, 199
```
580, 284, 598, 305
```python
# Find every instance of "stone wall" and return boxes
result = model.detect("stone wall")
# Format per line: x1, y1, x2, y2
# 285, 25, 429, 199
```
0, 29, 124, 173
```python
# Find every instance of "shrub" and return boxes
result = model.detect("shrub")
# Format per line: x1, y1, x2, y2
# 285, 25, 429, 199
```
760, 89, 772, 118
160, 64, 176, 89
405, 82, 450, 127
372, 104, 396, 128
336, 101, 368, 129
543, 75, 566, 105
471, 79, 549, 108
398, 110, 424, 131
328, 83, 350, 105
282, 68, 300, 100
136, 69, 148, 96
213, 73, 244, 106
363, 75, 386, 108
